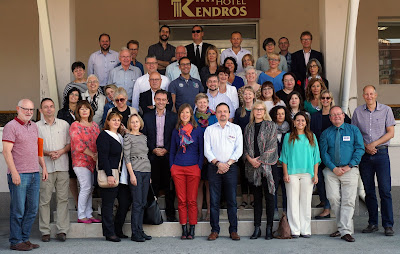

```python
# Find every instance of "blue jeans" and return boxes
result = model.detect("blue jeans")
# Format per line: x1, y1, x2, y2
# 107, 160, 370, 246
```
208, 163, 238, 234
359, 148, 393, 227
129, 171, 151, 235
8, 172, 40, 245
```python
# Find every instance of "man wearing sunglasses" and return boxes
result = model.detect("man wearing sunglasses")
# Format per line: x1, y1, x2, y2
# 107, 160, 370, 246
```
185, 25, 213, 71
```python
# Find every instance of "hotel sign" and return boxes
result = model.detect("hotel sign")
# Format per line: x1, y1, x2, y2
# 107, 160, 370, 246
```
159, 0, 260, 20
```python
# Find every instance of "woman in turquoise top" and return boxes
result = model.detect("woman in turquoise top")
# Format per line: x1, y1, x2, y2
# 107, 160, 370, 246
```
258, 53, 286, 92
279, 111, 320, 238
304, 78, 327, 114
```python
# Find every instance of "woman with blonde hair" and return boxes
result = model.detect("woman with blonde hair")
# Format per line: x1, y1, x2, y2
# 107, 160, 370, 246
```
243, 101, 278, 239
200, 45, 220, 90
258, 53, 287, 92
238, 66, 262, 106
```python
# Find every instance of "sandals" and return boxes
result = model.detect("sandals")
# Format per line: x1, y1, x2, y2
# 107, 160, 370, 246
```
238, 201, 248, 209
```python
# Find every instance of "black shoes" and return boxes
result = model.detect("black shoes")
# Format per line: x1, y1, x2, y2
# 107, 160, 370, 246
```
116, 233, 129, 239
106, 235, 121, 242
362, 224, 379, 233
141, 231, 152, 240
131, 234, 145, 242
181, 224, 188, 240
265, 226, 273, 240
384, 227, 394, 236
250, 226, 261, 239
315, 214, 331, 220
187, 225, 195, 240
167, 216, 178, 222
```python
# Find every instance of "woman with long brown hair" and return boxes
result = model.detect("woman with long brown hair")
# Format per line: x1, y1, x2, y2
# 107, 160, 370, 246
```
258, 81, 286, 112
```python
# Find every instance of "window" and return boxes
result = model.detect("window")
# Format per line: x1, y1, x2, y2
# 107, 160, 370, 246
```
378, 21, 400, 85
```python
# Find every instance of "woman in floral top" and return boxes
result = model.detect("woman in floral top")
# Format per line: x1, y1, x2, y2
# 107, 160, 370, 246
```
69, 100, 100, 223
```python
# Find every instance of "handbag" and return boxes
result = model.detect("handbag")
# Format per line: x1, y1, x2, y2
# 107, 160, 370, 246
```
97, 151, 123, 188
273, 211, 292, 239
143, 184, 163, 225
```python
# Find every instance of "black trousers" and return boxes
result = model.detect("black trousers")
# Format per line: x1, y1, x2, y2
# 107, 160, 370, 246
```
253, 177, 274, 227
114, 184, 132, 236
149, 154, 176, 217
238, 158, 253, 196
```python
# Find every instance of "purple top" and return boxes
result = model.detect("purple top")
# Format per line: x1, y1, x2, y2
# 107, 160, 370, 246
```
156, 109, 166, 147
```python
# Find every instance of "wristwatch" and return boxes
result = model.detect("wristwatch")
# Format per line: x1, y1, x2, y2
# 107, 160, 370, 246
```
227, 161, 233, 166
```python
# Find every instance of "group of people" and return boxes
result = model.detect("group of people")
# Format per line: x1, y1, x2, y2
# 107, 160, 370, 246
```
3, 24, 396, 251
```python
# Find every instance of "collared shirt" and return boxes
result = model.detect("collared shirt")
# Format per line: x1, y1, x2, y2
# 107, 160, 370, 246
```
206, 91, 235, 119
255, 54, 288, 73
87, 50, 119, 87
168, 75, 203, 110
116, 60, 144, 75
148, 42, 176, 75
220, 47, 251, 74
131, 73, 170, 111
303, 49, 311, 66
220, 84, 239, 110
193, 42, 203, 57
81, 90, 106, 126
37, 118, 70, 173
204, 121, 243, 163
2, 117, 39, 174
320, 123, 365, 170
280, 51, 292, 72
352, 102, 396, 146
108, 65, 142, 101
155, 109, 166, 147
166, 62, 201, 82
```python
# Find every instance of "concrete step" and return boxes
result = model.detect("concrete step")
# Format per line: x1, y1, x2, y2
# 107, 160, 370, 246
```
50, 218, 337, 238
55, 207, 333, 222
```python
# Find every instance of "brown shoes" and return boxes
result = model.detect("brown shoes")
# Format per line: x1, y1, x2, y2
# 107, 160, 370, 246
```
341, 234, 355, 242
10, 242, 33, 251
207, 232, 219, 241
329, 231, 341, 237
230, 232, 241, 241
24, 241, 39, 249
56, 233, 67, 242
42, 234, 51, 242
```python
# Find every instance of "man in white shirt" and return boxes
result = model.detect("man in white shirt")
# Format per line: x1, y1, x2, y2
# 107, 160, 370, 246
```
185, 25, 213, 71
131, 55, 170, 111
206, 75, 235, 120
220, 31, 250, 74
166, 45, 201, 82
204, 102, 243, 241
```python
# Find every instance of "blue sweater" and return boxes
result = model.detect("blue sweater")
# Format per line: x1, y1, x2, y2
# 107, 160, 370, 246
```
169, 126, 204, 169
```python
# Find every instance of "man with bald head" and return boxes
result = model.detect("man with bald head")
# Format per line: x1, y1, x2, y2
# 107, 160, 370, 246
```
108, 47, 142, 102
139, 72, 173, 114
352, 85, 396, 236
131, 55, 171, 111
3, 99, 48, 251
166, 45, 201, 82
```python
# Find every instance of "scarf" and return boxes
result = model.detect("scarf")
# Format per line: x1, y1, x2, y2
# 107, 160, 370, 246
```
179, 123, 194, 153
195, 107, 215, 128
277, 121, 290, 135
86, 93, 98, 112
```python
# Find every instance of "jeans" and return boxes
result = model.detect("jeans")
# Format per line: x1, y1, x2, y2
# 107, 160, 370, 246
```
316, 163, 331, 209
8, 172, 40, 245
359, 148, 393, 227
208, 163, 238, 234
130, 171, 151, 235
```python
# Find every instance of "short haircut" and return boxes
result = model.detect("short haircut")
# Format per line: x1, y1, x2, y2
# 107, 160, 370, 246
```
71, 61, 85, 72
300, 31, 313, 40
175, 45, 187, 54
231, 31, 242, 36
87, 74, 99, 83
63, 87, 82, 109
207, 74, 219, 82
278, 37, 289, 43
216, 102, 230, 113
103, 112, 123, 132
159, 25, 171, 33
119, 47, 129, 56
262, 37, 276, 50
179, 57, 191, 65
244, 65, 256, 74
127, 113, 144, 131
114, 87, 128, 100
241, 53, 254, 68
154, 89, 168, 98
217, 66, 230, 76
329, 105, 343, 115
126, 40, 139, 48
98, 33, 110, 41
145, 55, 157, 63
223, 57, 238, 73
40, 98, 54, 108
363, 85, 376, 93
195, 93, 209, 104
192, 25, 203, 32
282, 72, 297, 83
75, 100, 94, 122
319, 89, 335, 109
104, 84, 118, 93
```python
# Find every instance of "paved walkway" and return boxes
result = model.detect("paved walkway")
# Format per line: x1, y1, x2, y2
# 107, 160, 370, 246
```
1, 216, 399, 253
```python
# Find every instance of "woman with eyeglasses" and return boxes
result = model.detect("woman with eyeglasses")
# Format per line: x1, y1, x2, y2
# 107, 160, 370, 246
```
310, 90, 350, 220
304, 78, 327, 115
276, 72, 305, 106
258, 53, 286, 92
223, 57, 245, 90
258, 81, 286, 112
304, 58, 329, 90
279, 111, 320, 238
244, 101, 278, 240
81, 74, 107, 127
256, 38, 288, 73
200, 45, 220, 91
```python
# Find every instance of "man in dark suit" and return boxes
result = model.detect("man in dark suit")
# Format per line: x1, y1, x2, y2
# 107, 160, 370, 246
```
139, 72, 173, 115
291, 31, 324, 85
142, 89, 178, 222
185, 25, 213, 71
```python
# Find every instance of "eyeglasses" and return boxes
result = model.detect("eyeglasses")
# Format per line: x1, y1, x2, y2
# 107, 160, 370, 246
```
279, 42, 288, 45
192, 30, 201, 33
309, 65, 318, 68
330, 113, 344, 117
268, 58, 280, 62
179, 63, 191, 66
115, 98, 126, 103
129, 48, 138, 51
19, 106, 35, 112
321, 96, 331, 100
262, 87, 273, 91
266, 43, 275, 47
87, 80, 99, 84
284, 78, 295, 82
301, 38, 312, 41
146, 62, 158, 65
149, 78, 161, 82
254, 108, 265, 112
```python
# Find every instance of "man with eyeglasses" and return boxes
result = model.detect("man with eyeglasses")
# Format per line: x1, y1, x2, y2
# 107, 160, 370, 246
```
166, 45, 201, 82
205, 75, 235, 121
3, 99, 48, 251
220, 31, 250, 74
131, 55, 170, 112
139, 72, 173, 114
352, 85, 396, 237
168, 57, 203, 112
148, 25, 176, 75
108, 47, 142, 103
319, 106, 364, 242
291, 31, 324, 85
88, 33, 119, 88
116, 40, 144, 75
185, 25, 213, 71
278, 37, 292, 72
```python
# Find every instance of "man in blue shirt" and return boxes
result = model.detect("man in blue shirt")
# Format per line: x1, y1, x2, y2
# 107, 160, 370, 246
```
319, 106, 365, 242
168, 57, 203, 112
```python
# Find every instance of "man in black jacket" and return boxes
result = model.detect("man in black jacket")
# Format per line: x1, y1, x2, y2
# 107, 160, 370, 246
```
185, 25, 213, 71
139, 72, 173, 115
142, 89, 178, 222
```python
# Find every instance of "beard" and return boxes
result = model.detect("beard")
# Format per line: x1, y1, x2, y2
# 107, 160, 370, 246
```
159, 35, 169, 42
101, 45, 110, 52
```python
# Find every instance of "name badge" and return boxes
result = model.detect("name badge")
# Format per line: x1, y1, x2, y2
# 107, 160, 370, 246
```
343, 136, 351, 141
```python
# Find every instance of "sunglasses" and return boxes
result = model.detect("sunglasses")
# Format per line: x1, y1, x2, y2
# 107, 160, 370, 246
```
321, 96, 331, 100
115, 98, 126, 103
192, 30, 201, 33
